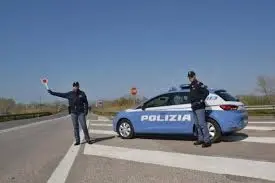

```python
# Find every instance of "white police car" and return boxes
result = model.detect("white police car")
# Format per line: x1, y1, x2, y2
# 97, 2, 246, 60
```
112, 84, 248, 142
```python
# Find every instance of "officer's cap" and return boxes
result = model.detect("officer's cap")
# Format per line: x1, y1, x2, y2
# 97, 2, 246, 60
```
73, 82, 79, 87
187, 71, 196, 78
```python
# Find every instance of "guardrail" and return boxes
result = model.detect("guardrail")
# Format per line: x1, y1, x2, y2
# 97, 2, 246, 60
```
0, 112, 54, 122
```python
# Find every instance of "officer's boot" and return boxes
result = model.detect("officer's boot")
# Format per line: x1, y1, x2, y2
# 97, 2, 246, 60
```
194, 141, 204, 145
74, 142, 80, 146
202, 142, 212, 148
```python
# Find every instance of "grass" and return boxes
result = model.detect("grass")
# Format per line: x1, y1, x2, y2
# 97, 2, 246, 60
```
0, 111, 59, 122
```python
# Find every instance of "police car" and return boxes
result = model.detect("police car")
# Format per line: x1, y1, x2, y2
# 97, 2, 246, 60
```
112, 84, 248, 142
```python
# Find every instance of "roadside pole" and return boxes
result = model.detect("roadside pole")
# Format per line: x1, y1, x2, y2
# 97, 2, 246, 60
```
130, 87, 137, 106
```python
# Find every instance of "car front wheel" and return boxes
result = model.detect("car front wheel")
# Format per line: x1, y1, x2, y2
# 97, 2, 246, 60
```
117, 119, 134, 139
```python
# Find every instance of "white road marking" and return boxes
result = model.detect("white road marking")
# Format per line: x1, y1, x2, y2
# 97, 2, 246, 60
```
84, 144, 275, 181
245, 126, 275, 131
249, 121, 275, 124
47, 142, 81, 183
89, 129, 275, 144
98, 116, 110, 121
91, 123, 112, 127
89, 119, 111, 122
223, 136, 275, 144
47, 118, 89, 183
89, 129, 116, 135
0, 115, 70, 134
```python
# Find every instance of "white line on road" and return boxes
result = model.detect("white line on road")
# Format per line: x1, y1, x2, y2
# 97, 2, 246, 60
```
91, 123, 112, 127
223, 136, 275, 144
96, 115, 111, 121
245, 126, 275, 131
84, 144, 275, 182
89, 129, 275, 144
47, 143, 81, 183
0, 115, 70, 134
249, 121, 275, 124
47, 119, 89, 183
89, 119, 111, 122
90, 129, 116, 135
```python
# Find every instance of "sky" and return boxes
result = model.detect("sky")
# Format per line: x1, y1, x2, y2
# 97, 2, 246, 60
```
0, 0, 274, 103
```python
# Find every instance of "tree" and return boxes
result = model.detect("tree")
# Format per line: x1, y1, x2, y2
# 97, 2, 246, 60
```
257, 75, 275, 104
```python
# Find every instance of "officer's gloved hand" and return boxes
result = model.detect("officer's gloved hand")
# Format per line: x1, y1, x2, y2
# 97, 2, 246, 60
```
47, 89, 53, 94
191, 101, 201, 108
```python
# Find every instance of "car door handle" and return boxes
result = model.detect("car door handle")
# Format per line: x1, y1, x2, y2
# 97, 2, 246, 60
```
159, 112, 166, 115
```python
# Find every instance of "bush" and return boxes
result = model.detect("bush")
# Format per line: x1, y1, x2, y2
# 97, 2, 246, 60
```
0, 112, 54, 122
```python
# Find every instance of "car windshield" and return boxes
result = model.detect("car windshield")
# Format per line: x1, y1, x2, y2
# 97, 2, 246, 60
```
215, 90, 239, 101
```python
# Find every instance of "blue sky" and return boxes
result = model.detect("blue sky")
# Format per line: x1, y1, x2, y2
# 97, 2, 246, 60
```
0, 0, 274, 103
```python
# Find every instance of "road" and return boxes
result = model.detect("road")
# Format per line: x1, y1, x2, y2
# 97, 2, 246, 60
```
0, 115, 275, 183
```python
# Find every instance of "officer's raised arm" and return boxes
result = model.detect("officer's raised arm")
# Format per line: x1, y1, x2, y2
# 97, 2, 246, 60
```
48, 89, 70, 99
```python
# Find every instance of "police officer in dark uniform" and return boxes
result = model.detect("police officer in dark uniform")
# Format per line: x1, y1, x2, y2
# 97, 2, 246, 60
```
47, 82, 93, 145
188, 71, 211, 148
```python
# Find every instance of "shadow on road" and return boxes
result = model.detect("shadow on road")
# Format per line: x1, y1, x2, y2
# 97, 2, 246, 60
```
136, 134, 197, 141
80, 136, 115, 144
221, 133, 249, 142
94, 135, 116, 143
132, 132, 250, 144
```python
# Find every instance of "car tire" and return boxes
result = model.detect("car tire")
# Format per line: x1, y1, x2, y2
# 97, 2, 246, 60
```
117, 119, 134, 139
206, 118, 222, 143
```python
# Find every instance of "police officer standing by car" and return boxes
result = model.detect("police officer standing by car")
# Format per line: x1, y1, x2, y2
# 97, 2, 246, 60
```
47, 82, 93, 145
187, 71, 211, 148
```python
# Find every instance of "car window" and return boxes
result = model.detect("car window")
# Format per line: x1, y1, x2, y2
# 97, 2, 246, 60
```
215, 90, 239, 101
144, 94, 172, 108
171, 92, 190, 105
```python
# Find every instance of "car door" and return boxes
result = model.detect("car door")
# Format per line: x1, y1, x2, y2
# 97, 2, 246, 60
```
160, 92, 194, 134
135, 93, 173, 133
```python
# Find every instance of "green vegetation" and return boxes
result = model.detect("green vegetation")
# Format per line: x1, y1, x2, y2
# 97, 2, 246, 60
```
0, 112, 54, 122
92, 95, 145, 116
0, 98, 68, 122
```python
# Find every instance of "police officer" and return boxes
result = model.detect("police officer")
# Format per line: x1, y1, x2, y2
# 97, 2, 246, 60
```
187, 71, 211, 148
47, 82, 93, 145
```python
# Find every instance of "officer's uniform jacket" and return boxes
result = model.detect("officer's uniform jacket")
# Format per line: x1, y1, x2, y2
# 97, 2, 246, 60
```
189, 80, 209, 111
48, 90, 89, 115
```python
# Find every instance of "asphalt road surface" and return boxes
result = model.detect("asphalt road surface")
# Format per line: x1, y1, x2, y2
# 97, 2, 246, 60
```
0, 114, 275, 183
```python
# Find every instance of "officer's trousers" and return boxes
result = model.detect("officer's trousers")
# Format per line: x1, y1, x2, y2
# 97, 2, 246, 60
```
70, 112, 90, 143
193, 109, 210, 143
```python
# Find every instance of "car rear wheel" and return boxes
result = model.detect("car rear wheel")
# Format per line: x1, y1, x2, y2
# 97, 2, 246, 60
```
207, 118, 222, 143
117, 119, 134, 139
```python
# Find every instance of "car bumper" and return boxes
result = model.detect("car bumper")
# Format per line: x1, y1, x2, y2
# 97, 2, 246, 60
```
209, 110, 248, 134
228, 118, 248, 131
224, 114, 248, 133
